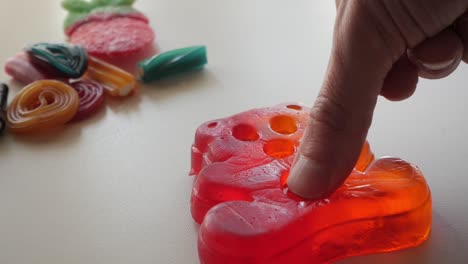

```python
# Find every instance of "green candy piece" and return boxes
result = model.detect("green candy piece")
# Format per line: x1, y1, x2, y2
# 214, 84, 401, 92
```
26, 43, 88, 79
62, 0, 134, 13
92, 0, 135, 7
62, 0, 97, 13
91, 5, 139, 16
138, 46, 208, 83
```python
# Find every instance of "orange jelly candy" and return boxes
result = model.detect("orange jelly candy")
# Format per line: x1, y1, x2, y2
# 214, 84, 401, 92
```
84, 56, 138, 97
190, 103, 432, 264
7, 80, 79, 134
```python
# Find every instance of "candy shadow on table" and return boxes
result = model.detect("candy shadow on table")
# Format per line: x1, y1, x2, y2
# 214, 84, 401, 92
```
1, 102, 108, 148
102, 43, 160, 76
193, 222, 200, 233
2, 124, 82, 147
106, 91, 143, 114
337, 211, 467, 264
142, 69, 218, 101
7, 79, 27, 90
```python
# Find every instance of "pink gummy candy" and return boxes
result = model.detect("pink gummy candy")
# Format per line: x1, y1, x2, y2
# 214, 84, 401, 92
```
4, 53, 50, 85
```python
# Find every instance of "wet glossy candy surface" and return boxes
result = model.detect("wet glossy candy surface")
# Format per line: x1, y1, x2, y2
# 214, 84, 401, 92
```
84, 56, 138, 96
70, 80, 105, 121
7, 80, 79, 134
26, 43, 88, 78
190, 103, 432, 264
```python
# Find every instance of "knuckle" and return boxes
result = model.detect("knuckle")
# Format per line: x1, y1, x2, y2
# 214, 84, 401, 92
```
308, 92, 374, 140
309, 94, 351, 135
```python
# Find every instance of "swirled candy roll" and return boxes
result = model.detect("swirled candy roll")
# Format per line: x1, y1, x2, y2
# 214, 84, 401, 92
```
7, 80, 79, 134
26, 43, 88, 79
84, 56, 138, 96
70, 80, 105, 121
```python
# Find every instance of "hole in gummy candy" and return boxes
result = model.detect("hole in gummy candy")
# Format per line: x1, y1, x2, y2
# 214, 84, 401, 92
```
44, 94, 55, 105
264, 139, 295, 158
287, 105, 302, 111
270, 115, 297, 135
232, 124, 259, 141
27, 93, 56, 111
208, 122, 218, 128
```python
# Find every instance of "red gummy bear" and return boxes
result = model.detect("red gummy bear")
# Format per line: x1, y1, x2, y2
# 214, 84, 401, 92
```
190, 103, 432, 264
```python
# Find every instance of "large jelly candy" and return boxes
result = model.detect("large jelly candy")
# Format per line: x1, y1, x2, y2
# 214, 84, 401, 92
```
138, 46, 208, 83
26, 43, 88, 79
84, 56, 138, 97
190, 103, 432, 264
4, 53, 51, 85
0, 83, 9, 134
7, 80, 79, 134
62, 0, 155, 62
70, 80, 105, 121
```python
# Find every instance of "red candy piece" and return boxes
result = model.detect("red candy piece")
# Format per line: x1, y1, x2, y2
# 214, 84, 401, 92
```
190, 103, 432, 264
65, 10, 150, 36
70, 80, 105, 121
68, 16, 155, 62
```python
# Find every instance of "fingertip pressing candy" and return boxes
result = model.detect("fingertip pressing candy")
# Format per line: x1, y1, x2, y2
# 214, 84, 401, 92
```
84, 56, 138, 97
70, 80, 105, 121
63, 0, 155, 62
26, 43, 88, 79
190, 103, 432, 264
7, 80, 79, 134
0, 83, 9, 134
138, 46, 208, 83
4, 53, 50, 85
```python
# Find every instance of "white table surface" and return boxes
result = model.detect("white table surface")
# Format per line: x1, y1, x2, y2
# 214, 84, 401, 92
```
0, 0, 467, 263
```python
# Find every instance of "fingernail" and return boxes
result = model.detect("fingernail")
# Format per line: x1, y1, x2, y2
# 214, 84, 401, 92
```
286, 154, 330, 200
420, 58, 456, 71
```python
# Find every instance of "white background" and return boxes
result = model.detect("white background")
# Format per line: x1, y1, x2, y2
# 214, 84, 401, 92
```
0, 0, 467, 263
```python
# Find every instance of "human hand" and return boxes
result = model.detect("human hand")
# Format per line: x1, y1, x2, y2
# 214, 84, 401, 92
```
287, 0, 468, 199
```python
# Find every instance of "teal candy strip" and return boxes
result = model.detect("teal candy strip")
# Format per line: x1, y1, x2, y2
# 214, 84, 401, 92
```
138, 46, 208, 83
27, 43, 88, 79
